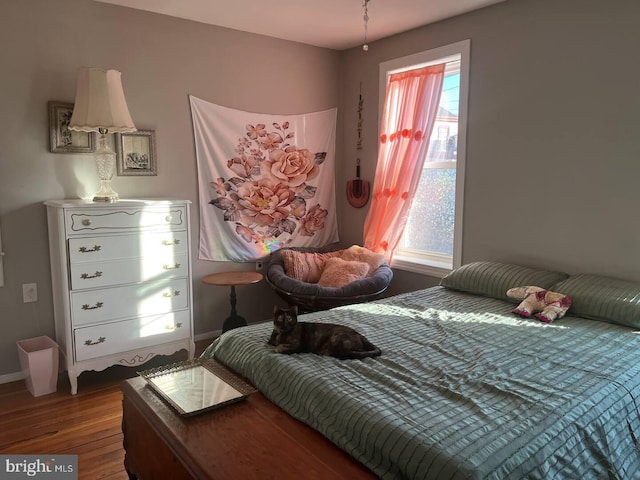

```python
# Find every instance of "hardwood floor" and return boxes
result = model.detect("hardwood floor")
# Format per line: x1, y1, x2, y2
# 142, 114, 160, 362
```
0, 339, 212, 480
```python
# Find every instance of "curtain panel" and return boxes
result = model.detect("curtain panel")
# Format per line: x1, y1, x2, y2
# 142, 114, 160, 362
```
363, 64, 445, 261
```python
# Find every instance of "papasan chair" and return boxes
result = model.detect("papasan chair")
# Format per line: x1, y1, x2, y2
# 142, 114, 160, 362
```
265, 245, 393, 312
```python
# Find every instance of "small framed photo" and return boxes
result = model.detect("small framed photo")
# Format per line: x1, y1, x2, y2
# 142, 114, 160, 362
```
48, 101, 94, 153
116, 130, 157, 176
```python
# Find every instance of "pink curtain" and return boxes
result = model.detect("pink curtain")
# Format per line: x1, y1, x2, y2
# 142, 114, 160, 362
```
363, 64, 445, 261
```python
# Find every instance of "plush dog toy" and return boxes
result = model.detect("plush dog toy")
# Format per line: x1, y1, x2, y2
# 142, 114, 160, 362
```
506, 286, 572, 323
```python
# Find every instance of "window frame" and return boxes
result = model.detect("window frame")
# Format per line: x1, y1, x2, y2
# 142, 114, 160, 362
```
377, 40, 470, 278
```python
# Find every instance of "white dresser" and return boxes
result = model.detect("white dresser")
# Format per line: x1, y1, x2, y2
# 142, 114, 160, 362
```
45, 199, 195, 394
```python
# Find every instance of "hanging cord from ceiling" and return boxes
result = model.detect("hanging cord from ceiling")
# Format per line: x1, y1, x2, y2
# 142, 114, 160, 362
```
362, 0, 370, 51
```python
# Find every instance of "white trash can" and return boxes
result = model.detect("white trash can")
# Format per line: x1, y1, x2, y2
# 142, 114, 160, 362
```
16, 336, 59, 397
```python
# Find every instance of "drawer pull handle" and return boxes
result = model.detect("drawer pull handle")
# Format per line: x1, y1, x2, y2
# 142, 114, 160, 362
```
162, 290, 181, 298
165, 215, 173, 223
82, 219, 92, 226
79, 245, 102, 253
161, 239, 181, 246
85, 336, 106, 346
162, 263, 181, 271
164, 322, 183, 331
82, 302, 104, 310
81, 271, 103, 280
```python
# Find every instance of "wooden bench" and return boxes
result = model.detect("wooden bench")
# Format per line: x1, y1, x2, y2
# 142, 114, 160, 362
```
121, 376, 376, 479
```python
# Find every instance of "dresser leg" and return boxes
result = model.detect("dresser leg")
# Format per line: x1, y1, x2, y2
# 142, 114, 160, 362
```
68, 370, 78, 395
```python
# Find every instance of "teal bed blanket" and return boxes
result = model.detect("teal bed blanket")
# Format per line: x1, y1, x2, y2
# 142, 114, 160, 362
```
202, 286, 640, 479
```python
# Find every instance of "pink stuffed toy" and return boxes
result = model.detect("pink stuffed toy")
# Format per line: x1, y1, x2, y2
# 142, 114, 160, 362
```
506, 286, 572, 323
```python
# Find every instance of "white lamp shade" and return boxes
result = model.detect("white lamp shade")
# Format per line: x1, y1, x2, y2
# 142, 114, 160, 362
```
68, 67, 136, 133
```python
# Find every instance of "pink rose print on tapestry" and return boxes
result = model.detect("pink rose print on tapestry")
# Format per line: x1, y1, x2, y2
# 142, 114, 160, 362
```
209, 122, 328, 248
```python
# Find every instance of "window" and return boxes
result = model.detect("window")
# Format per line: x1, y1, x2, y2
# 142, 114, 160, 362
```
378, 40, 470, 277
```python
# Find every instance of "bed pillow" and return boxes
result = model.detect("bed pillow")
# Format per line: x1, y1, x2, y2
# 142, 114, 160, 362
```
318, 257, 370, 288
280, 249, 340, 283
440, 261, 569, 302
550, 274, 640, 328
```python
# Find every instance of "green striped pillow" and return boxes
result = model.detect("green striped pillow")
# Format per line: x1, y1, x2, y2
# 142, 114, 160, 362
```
440, 261, 568, 302
551, 274, 640, 328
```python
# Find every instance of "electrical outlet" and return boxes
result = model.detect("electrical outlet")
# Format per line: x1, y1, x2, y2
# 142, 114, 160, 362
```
255, 261, 264, 271
23, 283, 38, 303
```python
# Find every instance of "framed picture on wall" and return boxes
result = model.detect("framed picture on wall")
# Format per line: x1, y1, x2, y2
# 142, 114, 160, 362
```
116, 129, 157, 176
48, 101, 94, 153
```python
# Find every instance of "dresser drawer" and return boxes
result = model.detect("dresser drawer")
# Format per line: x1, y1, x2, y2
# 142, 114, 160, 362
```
74, 310, 191, 362
65, 205, 187, 235
70, 253, 188, 290
69, 231, 188, 264
70, 278, 189, 326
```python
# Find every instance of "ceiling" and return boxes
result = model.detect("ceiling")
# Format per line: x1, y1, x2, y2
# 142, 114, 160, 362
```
95, 0, 507, 50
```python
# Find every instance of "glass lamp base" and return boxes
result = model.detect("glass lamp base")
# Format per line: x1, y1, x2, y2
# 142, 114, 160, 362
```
93, 194, 119, 203
92, 176, 119, 203
93, 179, 119, 202
93, 133, 119, 203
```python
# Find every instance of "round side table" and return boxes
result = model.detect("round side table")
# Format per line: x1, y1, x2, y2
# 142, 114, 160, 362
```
202, 271, 263, 333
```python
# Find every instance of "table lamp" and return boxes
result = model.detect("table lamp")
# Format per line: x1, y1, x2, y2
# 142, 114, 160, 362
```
68, 67, 136, 202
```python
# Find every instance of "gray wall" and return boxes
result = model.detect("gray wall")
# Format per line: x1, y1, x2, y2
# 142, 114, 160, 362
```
0, 0, 340, 378
340, 0, 640, 293
2, 0, 640, 379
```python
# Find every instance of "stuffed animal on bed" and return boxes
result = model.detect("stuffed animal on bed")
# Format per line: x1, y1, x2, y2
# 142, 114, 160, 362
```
506, 286, 572, 323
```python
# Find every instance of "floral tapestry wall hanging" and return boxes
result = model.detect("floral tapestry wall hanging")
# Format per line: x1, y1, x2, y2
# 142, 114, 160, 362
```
190, 95, 339, 262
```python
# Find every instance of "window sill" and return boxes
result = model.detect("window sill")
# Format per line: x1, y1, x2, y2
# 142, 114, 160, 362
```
391, 255, 452, 278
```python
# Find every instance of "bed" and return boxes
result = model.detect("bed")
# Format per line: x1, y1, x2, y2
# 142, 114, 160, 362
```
201, 261, 640, 479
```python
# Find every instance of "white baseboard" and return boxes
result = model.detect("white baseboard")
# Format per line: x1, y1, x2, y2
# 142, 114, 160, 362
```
194, 321, 270, 345
0, 371, 25, 385
1, 333, 221, 386
195, 330, 220, 343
